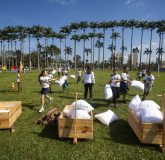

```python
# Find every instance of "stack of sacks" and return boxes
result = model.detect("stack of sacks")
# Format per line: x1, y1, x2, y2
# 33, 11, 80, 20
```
131, 80, 144, 91
95, 110, 118, 126
129, 95, 163, 123
63, 100, 94, 119
69, 75, 76, 79
104, 84, 113, 100
55, 77, 65, 86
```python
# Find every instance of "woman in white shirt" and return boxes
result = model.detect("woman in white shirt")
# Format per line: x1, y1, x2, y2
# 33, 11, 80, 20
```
83, 66, 95, 100
38, 70, 53, 113
109, 68, 121, 108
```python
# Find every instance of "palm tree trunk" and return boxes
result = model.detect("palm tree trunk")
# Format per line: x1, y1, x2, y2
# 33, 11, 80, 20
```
161, 33, 164, 65
74, 40, 77, 70
93, 37, 95, 70
130, 27, 134, 71
102, 29, 105, 70
121, 27, 124, 68
149, 29, 153, 69
139, 29, 143, 70
14, 41, 17, 67
46, 39, 48, 68
0, 41, 3, 66
29, 35, 31, 70
60, 39, 62, 66
37, 38, 40, 70
45, 38, 47, 69
83, 39, 85, 70
3, 42, 6, 66
11, 41, 14, 67
90, 38, 93, 64
64, 38, 66, 63
158, 32, 161, 65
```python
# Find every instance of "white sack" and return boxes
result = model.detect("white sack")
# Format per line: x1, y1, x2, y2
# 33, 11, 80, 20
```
128, 95, 141, 112
131, 80, 144, 91
104, 84, 113, 100
69, 75, 76, 79
95, 110, 118, 126
52, 70, 56, 74
55, 77, 65, 86
71, 100, 94, 112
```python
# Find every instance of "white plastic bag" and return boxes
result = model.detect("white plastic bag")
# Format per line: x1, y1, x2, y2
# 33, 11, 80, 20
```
52, 70, 56, 74
69, 75, 76, 79
131, 80, 144, 91
71, 100, 94, 112
128, 95, 141, 112
104, 84, 113, 100
55, 77, 65, 86
95, 110, 118, 126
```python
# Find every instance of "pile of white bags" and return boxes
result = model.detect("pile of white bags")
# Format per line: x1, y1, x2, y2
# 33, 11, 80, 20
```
104, 84, 113, 100
64, 100, 94, 119
129, 96, 163, 123
131, 80, 144, 91
95, 110, 118, 126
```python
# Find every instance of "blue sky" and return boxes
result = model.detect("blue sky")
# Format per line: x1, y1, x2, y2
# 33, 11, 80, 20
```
0, 0, 165, 63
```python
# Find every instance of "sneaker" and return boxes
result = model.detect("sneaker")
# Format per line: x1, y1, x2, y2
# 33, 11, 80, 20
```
49, 97, 53, 102
39, 107, 44, 113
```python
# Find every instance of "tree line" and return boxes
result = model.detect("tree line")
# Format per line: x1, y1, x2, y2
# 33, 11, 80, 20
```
0, 20, 165, 70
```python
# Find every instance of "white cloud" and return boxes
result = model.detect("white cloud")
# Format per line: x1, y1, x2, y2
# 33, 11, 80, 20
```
48, 0, 77, 6
125, 0, 144, 7
133, 42, 158, 50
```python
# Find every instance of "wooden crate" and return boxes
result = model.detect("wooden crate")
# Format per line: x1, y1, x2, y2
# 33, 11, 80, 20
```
128, 109, 163, 144
0, 101, 22, 129
58, 105, 93, 139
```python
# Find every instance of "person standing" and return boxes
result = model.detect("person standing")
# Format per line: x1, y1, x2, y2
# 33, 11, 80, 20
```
38, 70, 53, 113
83, 66, 95, 100
109, 68, 121, 108
76, 68, 82, 84
142, 69, 155, 101
16, 69, 22, 94
120, 66, 131, 103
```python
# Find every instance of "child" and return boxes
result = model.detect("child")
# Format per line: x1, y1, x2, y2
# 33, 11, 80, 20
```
109, 68, 121, 108
61, 72, 68, 92
38, 70, 53, 113
120, 66, 131, 103
142, 69, 155, 101
76, 69, 82, 84
83, 66, 95, 100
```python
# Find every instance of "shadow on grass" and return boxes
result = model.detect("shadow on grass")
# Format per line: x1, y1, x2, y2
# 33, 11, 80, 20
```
22, 102, 38, 111
59, 96, 75, 100
108, 119, 160, 151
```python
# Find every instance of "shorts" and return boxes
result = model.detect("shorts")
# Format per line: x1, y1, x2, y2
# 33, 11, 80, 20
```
40, 88, 49, 95
120, 81, 128, 94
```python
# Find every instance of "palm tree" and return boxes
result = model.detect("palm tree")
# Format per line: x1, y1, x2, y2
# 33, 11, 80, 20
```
80, 34, 89, 70
88, 32, 95, 64
59, 25, 71, 64
95, 40, 104, 66
98, 21, 109, 70
128, 19, 138, 70
64, 46, 72, 64
79, 21, 88, 34
156, 48, 165, 65
15, 25, 27, 64
146, 21, 156, 68
89, 22, 98, 69
119, 19, 128, 67
84, 48, 92, 63
137, 21, 148, 69
70, 34, 80, 70
110, 31, 120, 67
144, 48, 152, 64
107, 44, 116, 68
31, 25, 44, 69
56, 33, 65, 65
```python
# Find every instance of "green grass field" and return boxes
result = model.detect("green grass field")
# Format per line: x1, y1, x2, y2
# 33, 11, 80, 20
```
0, 70, 165, 160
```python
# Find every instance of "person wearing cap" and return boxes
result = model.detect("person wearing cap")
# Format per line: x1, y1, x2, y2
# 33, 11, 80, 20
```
142, 69, 155, 101
109, 68, 121, 108
83, 66, 95, 100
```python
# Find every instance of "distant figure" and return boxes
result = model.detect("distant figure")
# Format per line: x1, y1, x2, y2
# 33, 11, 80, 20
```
136, 69, 142, 80
120, 66, 131, 103
142, 69, 155, 101
38, 70, 53, 113
76, 69, 82, 84
48, 69, 53, 93
61, 72, 68, 92
16, 70, 22, 94
58, 66, 62, 77
109, 68, 121, 108
83, 66, 95, 100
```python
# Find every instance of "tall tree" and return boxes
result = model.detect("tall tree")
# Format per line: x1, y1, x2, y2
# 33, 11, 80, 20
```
64, 46, 72, 64
144, 48, 152, 64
